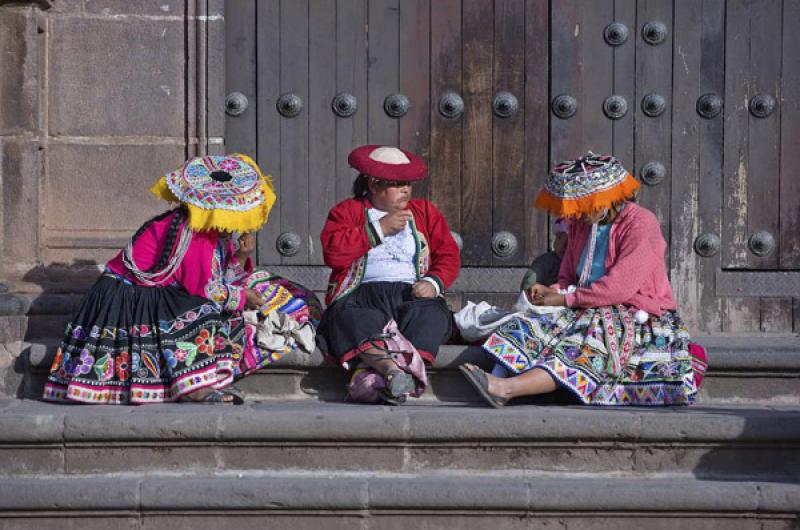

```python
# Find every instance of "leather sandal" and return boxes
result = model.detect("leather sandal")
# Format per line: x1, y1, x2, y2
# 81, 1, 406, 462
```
219, 385, 246, 405
459, 364, 508, 409
179, 389, 233, 404
379, 369, 415, 405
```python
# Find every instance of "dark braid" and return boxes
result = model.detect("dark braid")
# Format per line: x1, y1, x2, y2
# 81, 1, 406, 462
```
129, 206, 187, 273
352, 173, 370, 198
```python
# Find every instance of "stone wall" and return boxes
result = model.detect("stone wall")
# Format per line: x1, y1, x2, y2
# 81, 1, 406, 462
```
0, 0, 225, 395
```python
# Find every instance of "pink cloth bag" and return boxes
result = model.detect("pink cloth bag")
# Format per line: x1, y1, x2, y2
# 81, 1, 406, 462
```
347, 319, 428, 403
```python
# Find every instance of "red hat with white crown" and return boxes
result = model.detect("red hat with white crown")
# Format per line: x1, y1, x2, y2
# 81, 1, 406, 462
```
348, 145, 427, 182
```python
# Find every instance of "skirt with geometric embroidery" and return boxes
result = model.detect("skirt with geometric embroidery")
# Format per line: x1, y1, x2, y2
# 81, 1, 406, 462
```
43, 274, 247, 404
482, 306, 697, 406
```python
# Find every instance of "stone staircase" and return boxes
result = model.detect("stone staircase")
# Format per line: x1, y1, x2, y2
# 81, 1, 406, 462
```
1, 269, 799, 527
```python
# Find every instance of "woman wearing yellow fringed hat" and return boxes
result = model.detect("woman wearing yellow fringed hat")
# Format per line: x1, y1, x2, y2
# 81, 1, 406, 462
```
460, 153, 706, 408
43, 154, 278, 405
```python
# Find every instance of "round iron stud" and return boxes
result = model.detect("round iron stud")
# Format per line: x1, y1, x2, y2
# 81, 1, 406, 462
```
438, 92, 464, 119
603, 95, 628, 120
551, 94, 577, 119
641, 21, 667, 45
641, 93, 666, 117
493, 91, 519, 118
696, 93, 723, 119
384, 93, 410, 118
749, 94, 776, 119
276, 232, 302, 257
225, 91, 248, 117
748, 230, 775, 257
604, 22, 629, 46
276, 93, 303, 118
694, 233, 720, 257
640, 161, 666, 186
450, 231, 463, 251
331, 93, 358, 118
491, 231, 518, 258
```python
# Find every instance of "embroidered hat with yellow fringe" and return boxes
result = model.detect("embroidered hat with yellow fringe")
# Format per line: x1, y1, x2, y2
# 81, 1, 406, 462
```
534, 152, 639, 218
149, 154, 276, 232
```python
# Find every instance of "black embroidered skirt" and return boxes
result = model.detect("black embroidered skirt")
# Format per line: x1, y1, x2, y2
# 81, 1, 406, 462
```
318, 281, 452, 365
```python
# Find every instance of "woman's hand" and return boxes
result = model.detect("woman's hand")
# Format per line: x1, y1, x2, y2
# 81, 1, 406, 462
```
244, 288, 263, 310
526, 283, 555, 305
235, 232, 256, 262
411, 281, 437, 299
379, 210, 413, 237
538, 292, 566, 307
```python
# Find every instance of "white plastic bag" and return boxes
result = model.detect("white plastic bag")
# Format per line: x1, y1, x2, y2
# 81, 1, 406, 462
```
454, 291, 567, 342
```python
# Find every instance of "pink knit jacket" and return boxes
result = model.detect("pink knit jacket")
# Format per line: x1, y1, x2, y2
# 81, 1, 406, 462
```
106, 210, 253, 312
556, 203, 677, 316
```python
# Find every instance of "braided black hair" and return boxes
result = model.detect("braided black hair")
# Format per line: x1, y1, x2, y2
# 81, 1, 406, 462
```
352, 173, 370, 198
129, 206, 187, 273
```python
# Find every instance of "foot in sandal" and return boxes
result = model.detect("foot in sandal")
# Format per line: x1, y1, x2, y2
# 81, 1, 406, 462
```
459, 363, 510, 408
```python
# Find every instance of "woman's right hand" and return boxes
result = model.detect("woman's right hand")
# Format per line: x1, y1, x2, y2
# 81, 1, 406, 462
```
244, 288, 263, 310
526, 283, 555, 305
379, 209, 412, 236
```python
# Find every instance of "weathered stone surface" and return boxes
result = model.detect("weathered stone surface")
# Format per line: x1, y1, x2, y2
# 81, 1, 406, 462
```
0, 476, 139, 510
48, 17, 185, 136
141, 517, 360, 530
82, 0, 185, 16
0, 10, 42, 135
1, 140, 42, 265
45, 143, 185, 239
141, 475, 368, 510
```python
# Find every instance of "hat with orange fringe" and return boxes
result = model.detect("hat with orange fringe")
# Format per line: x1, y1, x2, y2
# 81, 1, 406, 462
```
534, 152, 639, 218
148, 154, 276, 233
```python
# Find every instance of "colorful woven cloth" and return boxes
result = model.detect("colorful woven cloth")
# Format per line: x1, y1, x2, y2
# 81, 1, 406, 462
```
245, 270, 322, 328
535, 153, 639, 217
149, 154, 277, 233
483, 306, 697, 406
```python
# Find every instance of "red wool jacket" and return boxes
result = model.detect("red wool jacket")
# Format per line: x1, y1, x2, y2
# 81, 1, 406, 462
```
320, 197, 460, 305
556, 203, 678, 316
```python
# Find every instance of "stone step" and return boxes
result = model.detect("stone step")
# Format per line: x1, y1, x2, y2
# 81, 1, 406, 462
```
0, 471, 798, 529
17, 334, 800, 404
1, 399, 798, 480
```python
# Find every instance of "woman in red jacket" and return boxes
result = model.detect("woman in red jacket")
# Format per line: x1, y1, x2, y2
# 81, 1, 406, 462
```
319, 145, 460, 404
461, 153, 700, 407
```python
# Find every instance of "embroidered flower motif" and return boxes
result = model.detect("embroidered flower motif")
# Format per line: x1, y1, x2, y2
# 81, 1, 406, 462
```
194, 329, 215, 356
219, 159, 239, 171
174, 320, 185, 330
655, 336, 667, 348
93, 353, 114, 381
71, 349, 94, 376
116, 352, 130, 381
564, 346, 581, 361
174, 348, 188, 362
162, 349, 178, 370
71, 327, 86, 340
213, 335, 226, 352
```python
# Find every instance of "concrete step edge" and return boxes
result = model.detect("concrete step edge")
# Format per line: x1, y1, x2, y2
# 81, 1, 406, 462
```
2, 400, 799, 444
0, 472, 797, 513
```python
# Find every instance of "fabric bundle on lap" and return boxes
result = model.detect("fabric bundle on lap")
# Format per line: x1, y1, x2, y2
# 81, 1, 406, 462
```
237, 270, 319, 376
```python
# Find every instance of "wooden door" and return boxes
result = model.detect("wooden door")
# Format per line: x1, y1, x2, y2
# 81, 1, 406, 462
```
225, 0, 800, 332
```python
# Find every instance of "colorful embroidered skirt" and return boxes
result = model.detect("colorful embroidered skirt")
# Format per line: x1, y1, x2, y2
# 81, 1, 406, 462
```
483, 306, 697, 406
43, 275, 246, 404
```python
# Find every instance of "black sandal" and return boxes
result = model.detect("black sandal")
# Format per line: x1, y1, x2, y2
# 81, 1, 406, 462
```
219, 385, 246, 405
179, 389, 234, 404
379, 369, 415, 405
459, 364, 508, 409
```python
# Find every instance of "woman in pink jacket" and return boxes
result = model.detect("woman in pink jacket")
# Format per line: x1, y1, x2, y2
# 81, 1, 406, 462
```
461, 153, 699, 407
43, 154, 277, 404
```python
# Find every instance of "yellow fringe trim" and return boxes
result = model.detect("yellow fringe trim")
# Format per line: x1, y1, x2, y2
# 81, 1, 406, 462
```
147, 153, 277, 233
534, 173, 640, 217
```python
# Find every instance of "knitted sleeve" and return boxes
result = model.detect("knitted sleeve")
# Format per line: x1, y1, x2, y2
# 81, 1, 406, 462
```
320, 200, 374, 270
565, 221, 660, 309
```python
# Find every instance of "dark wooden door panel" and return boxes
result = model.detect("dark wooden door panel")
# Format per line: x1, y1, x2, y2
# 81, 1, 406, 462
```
225, 0, 800, 333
